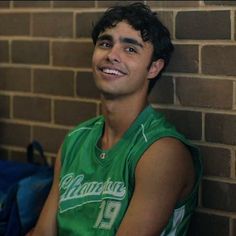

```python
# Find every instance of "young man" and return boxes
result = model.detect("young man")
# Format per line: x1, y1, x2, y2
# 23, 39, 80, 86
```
32, 3, 202, 236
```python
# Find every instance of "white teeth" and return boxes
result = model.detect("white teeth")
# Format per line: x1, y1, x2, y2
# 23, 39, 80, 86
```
102, 68, 123, 76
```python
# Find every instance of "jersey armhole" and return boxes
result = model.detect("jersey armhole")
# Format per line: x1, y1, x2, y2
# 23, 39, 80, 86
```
129, 133, 202, 209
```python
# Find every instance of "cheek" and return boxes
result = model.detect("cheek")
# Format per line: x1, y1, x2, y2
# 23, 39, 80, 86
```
129, 61, 149, 75
92, 48, 101, 62
92, 51, 108, 70
91, 51, 97, 65
92, 56, 100, 72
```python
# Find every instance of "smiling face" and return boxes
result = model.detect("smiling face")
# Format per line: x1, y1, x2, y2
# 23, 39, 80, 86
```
92, 21, 163, 99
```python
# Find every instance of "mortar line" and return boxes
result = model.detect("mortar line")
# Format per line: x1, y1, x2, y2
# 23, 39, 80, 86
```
202, 112, 205, 142
233, 81, 236, 110
231, 10, 235, 41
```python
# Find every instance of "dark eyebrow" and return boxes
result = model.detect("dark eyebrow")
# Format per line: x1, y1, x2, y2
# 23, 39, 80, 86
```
121, 37, 144, 48
97, 34, 143, 49
96, 34, 113, 43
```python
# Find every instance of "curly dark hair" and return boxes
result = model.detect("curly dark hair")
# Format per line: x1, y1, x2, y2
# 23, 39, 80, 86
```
91, 2, 174, 93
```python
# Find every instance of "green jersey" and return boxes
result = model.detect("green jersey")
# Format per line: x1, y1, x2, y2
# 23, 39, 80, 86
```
57, 105, 202, 236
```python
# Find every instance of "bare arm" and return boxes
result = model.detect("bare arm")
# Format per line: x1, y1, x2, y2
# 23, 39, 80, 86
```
116, 138, 195, 236
31, 148, 61, 236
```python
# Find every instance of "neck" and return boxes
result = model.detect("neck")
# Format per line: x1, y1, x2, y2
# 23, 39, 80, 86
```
100, 95, 148, 150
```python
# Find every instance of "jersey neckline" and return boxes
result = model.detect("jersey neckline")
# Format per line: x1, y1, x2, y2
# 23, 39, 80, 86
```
94, 105, 159, 165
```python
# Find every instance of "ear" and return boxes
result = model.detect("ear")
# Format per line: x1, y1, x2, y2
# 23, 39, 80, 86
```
147, 59, 165, 79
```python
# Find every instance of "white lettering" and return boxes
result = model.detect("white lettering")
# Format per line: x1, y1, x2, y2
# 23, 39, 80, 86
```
59, 174, 126, 203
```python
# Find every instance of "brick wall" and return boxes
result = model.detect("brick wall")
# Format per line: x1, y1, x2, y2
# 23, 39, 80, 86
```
0, 1, 235, 235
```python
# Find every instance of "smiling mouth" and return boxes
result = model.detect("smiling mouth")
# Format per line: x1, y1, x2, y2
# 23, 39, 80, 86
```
99, 67, 127, 76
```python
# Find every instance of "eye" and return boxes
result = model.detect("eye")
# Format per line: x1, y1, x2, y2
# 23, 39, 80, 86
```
125, 47, 137, 54
97, 41, 112, 49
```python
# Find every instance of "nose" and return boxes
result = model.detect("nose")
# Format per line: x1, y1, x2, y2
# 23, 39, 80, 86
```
107, 45, 121, 63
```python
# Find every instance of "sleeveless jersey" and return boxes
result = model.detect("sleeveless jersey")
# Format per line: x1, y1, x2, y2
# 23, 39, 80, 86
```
57, 105, 202, 236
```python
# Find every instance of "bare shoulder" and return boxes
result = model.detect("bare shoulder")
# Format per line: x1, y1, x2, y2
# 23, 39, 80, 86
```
135, 137, 195, 201
144, 137, 192, 160
137, 137, 194, 172
116, 137, 196, 235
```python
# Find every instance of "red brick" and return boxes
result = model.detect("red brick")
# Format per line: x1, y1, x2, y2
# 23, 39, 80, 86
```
0, 122, 30, 147
0, 94, 10, 118
97, 1, 144, 7
0, 1, 10, 8
205, 113, 236, 145
0, 41, 9, 62
76, 72, 100, 99
176, 11, 230, 40
10, 149, 48, 164
149, 76, 174, 104
187, 212, 230, 236
34, 69, 74, 96
167, 44, 199, 73
176, 77, 233, 109
13, 1, 50, 7
0, 13, 30, 36
12, 41, 49, 65
52, 42, 93, 68
33, 13, 73, 38
202, 46, 236, 76
53, 1, 95, 8
54, 100, 97, 126
204, 1, 236, 6
147, 1, 199, 7
155, 109, 202, 140
33, 126, 68, 153
76, 12, 104, 38
0, 67, 31, 92
199, 145, 231, 177
13, 96, 51, 122
0, 148, 9, 160
10, 150, 27, 163
156, 12, 174, 39
202, 179, 236, 211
